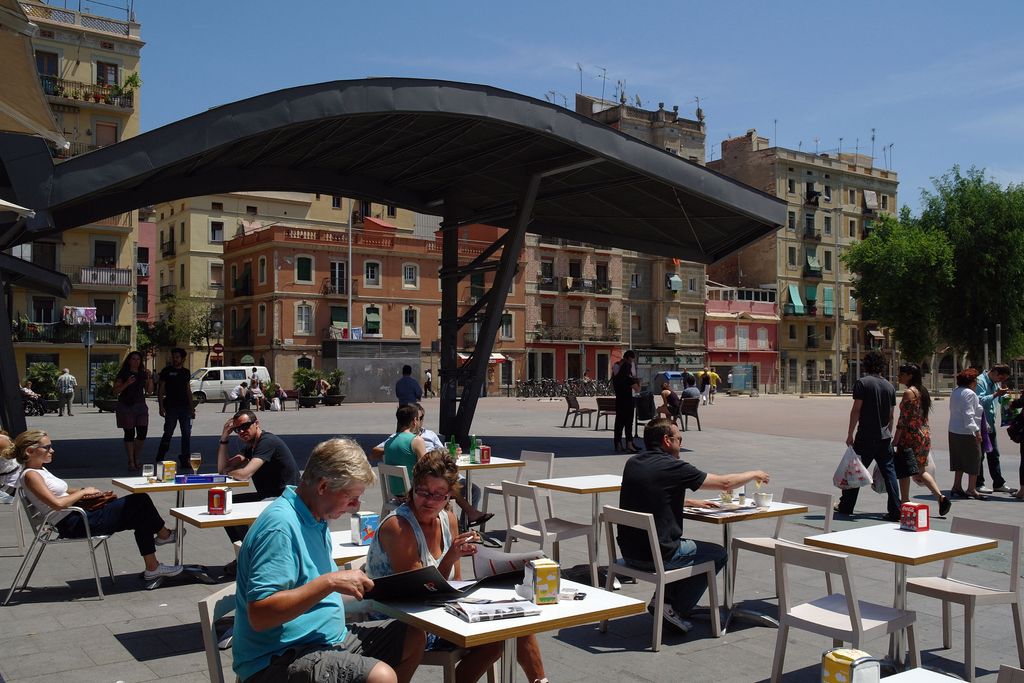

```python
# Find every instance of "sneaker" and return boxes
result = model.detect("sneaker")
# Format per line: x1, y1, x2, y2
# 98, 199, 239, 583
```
661, 605, 693, 633
993, 485, 1017, 494
144, 563, 184, 580
977, 486, 993, 494
154, 529, 182, 546
938, 496, 952, 517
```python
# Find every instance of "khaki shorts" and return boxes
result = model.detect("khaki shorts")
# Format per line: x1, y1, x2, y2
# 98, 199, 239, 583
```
244, 619, 409, 683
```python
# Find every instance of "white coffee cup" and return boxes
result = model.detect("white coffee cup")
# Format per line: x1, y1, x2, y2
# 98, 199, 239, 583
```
754, 492, 773, 508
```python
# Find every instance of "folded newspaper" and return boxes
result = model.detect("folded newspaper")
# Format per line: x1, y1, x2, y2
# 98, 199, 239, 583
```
443, 598, 541, 623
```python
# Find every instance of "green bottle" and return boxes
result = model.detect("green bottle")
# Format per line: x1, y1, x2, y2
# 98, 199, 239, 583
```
448, 435, 457, 457
469, 434, 479, 464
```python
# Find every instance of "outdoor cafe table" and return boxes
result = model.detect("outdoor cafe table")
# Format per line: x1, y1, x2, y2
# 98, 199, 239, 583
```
169, 500, 370, 567
804, 523, 998, 669
528, 474, 623, 564
371, 578, 644, 683
457, 455, 526, 496
683, 500, 809, 631
112, 476, 250, 586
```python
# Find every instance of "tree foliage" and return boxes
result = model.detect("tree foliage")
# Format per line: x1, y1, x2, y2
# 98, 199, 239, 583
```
166, 297, 219, 364
843, 212, 953, 363
919, 166, 1024, 363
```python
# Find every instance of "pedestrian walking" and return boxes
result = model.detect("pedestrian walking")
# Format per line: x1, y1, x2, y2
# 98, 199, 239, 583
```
155, 348, 194, 469
423, 368, 435, 397
395, 364, 422, 405
113, 351, 153, 471
612, 350, 639, 453
56, 368, 77, 416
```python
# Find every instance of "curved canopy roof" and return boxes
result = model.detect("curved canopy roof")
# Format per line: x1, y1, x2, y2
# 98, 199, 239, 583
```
1, 78, 785, 262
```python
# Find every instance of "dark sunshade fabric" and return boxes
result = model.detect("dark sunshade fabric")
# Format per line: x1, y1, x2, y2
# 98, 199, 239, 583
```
1, 78, 785, 262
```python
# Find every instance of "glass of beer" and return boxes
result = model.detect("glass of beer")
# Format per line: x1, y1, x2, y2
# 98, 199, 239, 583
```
189, 452, 202, 475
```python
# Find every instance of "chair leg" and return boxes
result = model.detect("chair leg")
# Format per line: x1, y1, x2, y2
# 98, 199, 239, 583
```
652, 583, 664, 652
942, 600, 952, 649
695, 415, 701, 431
1012, 601, 1024, 668
906, 623, 920, 669
587, 533, 599, 588
3, 536, 40, 605
770, 625, 789, 683
102, 538, 115, 583
705, 565, 722, 637
965, 604, 975, 682
728, 543, 740, 608
20, 539, 47, 591
480, 489, 492, 533
551, 541, 560, 563
563, 410, 570, 428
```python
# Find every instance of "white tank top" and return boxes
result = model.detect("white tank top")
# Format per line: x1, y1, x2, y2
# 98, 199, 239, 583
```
20, 467, 71, 523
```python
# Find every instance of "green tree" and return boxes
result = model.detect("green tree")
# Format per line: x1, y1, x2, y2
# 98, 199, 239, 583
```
166, 297, 219, 365
842, 211, 954, 363
919, 166, 1024, 363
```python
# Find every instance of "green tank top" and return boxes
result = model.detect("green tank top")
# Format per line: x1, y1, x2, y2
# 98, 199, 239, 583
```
383, 431, 416, 495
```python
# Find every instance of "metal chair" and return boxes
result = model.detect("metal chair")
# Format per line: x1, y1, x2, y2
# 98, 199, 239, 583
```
599, 505, 721, 650
4, 486, 115, 605
377, 463, 411, 517
679, 397, 701, 431
479, 450, 555, 534
771, 543, 918, 683
0, 482, 26, 554
501, 480, 597, 587
730, 488, 835, 609
906, 516, 1024, 682
563, 395, 596, 428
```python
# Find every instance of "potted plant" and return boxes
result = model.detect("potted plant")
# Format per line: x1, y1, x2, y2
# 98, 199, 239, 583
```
26, 362, 60, 414
93, 361, 120, 412
292, 367, 322, 408
322, 368, 346, 406
120, 71, 142, 94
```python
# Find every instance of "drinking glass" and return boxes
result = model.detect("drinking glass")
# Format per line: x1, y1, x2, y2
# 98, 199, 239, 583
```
141, 464, 155, 481
189, 452, 202, 475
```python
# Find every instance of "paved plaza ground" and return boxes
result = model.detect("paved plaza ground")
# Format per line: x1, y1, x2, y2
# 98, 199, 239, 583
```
1, 393, 1022, 682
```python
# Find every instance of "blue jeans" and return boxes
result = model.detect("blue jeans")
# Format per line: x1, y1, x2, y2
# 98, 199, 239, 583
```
625, 539, 727, 615
156, 406, 192, 467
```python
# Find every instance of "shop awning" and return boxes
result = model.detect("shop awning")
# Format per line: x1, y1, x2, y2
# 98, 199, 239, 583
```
869, 330, 885, 339
665, 317, 682, 334
458, 352, 506, 363
864, 190, 879, 210
787, 283, 805, 315
806, 253, 821, 270
822, 286, 834, 315
804, 285, 817, 302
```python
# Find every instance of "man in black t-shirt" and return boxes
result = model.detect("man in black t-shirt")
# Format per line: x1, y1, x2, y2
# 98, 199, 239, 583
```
618, 418, 769, 633
156, 348, 195, 468
836, 351, 899, 520
217, 410, 299, 562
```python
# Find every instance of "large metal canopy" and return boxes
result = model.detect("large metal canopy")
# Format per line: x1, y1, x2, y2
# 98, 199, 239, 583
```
0, 77, 785, 438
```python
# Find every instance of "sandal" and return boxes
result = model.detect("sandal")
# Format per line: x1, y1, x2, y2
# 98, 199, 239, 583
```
950, 488, 969, 499
466, 512, 495, 528
966, 491, 987, 500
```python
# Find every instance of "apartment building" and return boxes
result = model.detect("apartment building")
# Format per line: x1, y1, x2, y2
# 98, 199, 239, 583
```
705, 285, 780, 391
220, 215, 525, 396
708, 129, 898, 392
11, 1, 143, 392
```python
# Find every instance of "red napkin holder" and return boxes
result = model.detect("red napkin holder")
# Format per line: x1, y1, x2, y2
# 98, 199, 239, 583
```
900, 502, 929, 531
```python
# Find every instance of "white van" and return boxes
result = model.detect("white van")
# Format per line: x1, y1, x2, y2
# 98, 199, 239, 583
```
190, 366, 271, 402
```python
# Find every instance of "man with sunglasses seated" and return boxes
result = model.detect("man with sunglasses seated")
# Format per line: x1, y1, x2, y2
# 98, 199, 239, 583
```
218, 409, 299, 575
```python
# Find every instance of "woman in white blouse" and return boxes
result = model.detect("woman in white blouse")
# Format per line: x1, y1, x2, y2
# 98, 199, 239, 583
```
949, 369, 984, 499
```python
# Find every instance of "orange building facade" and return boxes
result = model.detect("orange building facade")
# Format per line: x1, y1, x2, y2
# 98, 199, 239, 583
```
221, 218, 526, 395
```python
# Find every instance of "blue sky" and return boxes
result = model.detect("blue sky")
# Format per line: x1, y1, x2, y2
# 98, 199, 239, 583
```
127, 0, 1024, 213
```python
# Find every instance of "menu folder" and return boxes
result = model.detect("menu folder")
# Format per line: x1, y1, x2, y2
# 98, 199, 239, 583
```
365, 565, 523, 602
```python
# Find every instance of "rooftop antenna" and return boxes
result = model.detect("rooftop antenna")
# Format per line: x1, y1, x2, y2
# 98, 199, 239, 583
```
634, 93, 643, 108
773, 118, 777, 146
870, 128, 876, 167
814, 137, 820, 154
615, 79, 626, 103
888, 143, 894, 170
838, 136, 843, 158
691, 96, 704, 122
855, 137, 859, 158
576, 62, 584, 94
798, 140, 802, 152
596, 66, 608, 103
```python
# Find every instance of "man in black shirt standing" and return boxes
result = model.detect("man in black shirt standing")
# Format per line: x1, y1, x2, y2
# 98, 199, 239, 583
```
156, 348, 194, 469
217, 410, 299, 573
618, 418, 769, 633
835, 351, 900, 520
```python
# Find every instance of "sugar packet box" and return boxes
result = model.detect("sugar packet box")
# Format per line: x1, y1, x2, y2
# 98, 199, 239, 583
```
350, 511, 380, 545
520, 558, 560, 605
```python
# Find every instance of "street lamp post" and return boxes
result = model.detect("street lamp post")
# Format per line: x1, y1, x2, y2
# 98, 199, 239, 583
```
80, 327, 95, 406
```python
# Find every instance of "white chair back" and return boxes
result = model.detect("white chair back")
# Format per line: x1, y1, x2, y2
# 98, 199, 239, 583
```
378, 464, 411, 516
775, 543, 859, 634
198, 582, 238, 683
946, 516, 1021, 591
501, 480, 549, 542
772, 488, 834, 538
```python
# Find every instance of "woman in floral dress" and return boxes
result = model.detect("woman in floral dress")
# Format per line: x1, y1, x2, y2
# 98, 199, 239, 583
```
893, 363, 951, 516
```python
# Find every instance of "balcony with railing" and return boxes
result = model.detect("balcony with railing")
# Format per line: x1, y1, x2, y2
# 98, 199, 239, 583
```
537, 275, 558, 292
161, 240, 175, 257
14, 321, 131, 345
594, 279, 612, 295
803, 229, 821, 242
38, 74, 134, 109
803, 264, 823, 279
232, 327, 251, 345
233, 277, 252, 297
804, 190, 821, 206
160, 284, 176, 301
136, 262, 150, 278
53, 262, 132, 288
532, 324, 621, 343
806, 337, 820, 349
321, 278, 347, 295
561, 277, 594, 294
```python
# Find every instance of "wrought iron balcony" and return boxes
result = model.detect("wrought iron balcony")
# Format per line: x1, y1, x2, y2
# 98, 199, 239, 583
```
38, 74, 135, 109
537, 276, 558, 292
803, 229, 821, 241
803, 265, 823, 279
159, 284, 176, 301
233, 277, 252, 297
14, 321, 131, 345
161, 240, 175, 257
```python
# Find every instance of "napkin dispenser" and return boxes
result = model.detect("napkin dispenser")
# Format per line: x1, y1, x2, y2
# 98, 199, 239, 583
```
516, 558, 560, 605
350, 511, 380, 546
821, 647, 879, 683
208, 487, 232, 515
900, 501, 929, 531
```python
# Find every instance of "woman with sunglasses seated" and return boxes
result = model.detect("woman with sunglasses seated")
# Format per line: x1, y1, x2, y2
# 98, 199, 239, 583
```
366, 449, 549, 683
15, 429, 183, 580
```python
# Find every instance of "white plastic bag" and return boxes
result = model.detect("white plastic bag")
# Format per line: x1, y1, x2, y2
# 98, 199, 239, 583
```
833, 446, 872, 490
270, 397, 281, 412
870, 464, 887, 494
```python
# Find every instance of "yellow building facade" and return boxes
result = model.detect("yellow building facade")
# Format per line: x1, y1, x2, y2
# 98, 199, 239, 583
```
12, 2, 143, 395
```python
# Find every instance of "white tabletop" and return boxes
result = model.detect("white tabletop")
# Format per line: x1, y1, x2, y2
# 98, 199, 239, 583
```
882, 667, 961, 681
170, 500, 272, 528
330, 530, 370, 566
113, 476, 250, 493
370, 578, 643, 648
456, 456, 526, 471
805, 523, 998, 566
528, 474, 622, 494
683, 500, 809, 526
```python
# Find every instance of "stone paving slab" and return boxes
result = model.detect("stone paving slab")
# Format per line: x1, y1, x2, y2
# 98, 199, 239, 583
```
1, 395, 1021, 681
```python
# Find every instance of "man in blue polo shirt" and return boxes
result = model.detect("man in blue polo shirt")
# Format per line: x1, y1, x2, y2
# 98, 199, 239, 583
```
233, 438, 425, 683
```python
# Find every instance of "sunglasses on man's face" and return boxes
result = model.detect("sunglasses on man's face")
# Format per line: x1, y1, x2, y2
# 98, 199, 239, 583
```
233, 421, 256, 433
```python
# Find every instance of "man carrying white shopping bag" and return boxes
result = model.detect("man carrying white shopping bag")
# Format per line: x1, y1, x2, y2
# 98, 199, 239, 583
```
834, 351, 901, 521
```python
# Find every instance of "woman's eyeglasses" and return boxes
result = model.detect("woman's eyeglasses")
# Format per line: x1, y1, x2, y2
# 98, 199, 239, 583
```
413, 488, 449, 503
32, 444, 54, 452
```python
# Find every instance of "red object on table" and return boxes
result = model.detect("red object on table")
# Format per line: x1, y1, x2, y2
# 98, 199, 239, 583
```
900, 502, 929, 531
